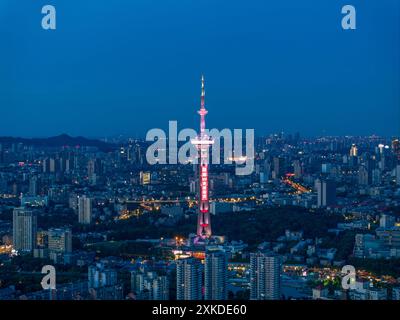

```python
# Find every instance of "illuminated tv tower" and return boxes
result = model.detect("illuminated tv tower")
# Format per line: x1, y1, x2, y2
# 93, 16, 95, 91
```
191, 75, 214, 239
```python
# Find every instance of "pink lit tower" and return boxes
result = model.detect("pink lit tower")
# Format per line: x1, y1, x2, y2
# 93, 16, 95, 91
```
191, 75, 214, 240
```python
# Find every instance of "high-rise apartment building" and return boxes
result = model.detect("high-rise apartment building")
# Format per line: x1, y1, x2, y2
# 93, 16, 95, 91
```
250, 251, 281, 300
131, 271, 169, 300
273, 157, 285, 179
78, 195, 92, 224
88, 262, 123, 300
13, 207, 37, 252
176, 258, 203, 300
204, 248, 227, 300
358, 165, 371, 186
88, 263, 118, 289
29, 175, 39, 196
315, 179, 336, 207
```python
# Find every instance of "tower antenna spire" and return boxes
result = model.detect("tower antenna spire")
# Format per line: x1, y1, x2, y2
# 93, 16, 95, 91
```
201, 74, 205, 106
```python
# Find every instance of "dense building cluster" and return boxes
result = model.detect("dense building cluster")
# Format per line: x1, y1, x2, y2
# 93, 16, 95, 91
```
0, 133, 400, 300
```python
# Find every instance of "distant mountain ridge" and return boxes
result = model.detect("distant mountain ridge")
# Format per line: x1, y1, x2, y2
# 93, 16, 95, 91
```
0, 134, 116, 152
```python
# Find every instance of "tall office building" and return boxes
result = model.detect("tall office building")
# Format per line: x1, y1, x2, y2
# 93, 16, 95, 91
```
87, 159, 97, 185
392, 139, 400, 160
348, 144, 359, 168
87, 159, 96, 176
48, 228, 72, 253
42, 158, 49, 173
29, 175, 39, 196
69, 193, 79, 212
293, 160, 302, 178
205, 248, 227, 300
350, 144, 358, 157
250, 251, 281, 300
372, 168, 382, 185
42, 158, 59, 173
139, 171, 151, 185
315, 179, 336, 208
261, 160, 272, 182
273, 157, 285, 179
13, 207, 37, 252
78, 195, 92, 224
358, 166, 371, 186
380, 214, 396, 229
176, 257, 203, 300
49, 158, 57, 173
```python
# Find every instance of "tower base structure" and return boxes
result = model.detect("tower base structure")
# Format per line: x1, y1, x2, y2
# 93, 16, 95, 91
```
189, 233, 225, 247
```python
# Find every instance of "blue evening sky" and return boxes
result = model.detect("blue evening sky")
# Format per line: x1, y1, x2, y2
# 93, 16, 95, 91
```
0, 0, 399, 138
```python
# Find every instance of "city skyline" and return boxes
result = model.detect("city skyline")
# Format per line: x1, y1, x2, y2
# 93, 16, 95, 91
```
1, 0, 400, 306
1, 111, 400, 302
2, 131, 400, 140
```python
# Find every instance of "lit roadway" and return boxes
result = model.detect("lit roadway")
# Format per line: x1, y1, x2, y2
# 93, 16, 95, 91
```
282, 174, 312, 194
0, 245, 12, 254
125, 197, 256, 205
284, 265, 398, 285
117, 196, 257, 220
